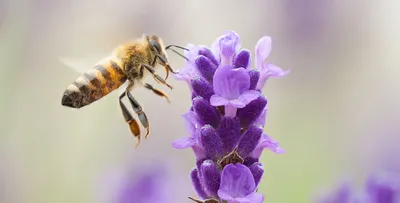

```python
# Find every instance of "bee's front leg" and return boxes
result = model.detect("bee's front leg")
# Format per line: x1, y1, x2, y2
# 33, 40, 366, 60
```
149, 54, 170, 80
156, 54, 178, 73
141, 64, 173, 89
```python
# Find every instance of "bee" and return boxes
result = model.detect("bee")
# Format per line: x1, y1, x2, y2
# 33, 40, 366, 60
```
61, 34, 187, 146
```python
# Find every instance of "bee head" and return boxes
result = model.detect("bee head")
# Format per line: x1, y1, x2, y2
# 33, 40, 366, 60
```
147, 35, 168, 61
145, 34, 179, 77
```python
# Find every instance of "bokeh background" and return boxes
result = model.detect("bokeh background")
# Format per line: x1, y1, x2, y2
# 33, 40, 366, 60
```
1, 0, 400, 202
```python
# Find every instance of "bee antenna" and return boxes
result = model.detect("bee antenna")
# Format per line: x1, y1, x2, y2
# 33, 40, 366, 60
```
166, 45, 189, 61
166, 44, 189, 51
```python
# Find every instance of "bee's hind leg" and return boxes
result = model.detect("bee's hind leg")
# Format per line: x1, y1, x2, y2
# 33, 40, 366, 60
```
119, 92, 141, 147
144, 83, 170, 103
142, 64, 173, 90
126, 91, 150, 139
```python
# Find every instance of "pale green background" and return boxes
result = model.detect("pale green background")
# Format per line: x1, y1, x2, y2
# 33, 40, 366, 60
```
1, 0, 400, 203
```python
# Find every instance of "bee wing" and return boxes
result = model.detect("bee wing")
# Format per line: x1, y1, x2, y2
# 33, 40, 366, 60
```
59, 55, 102, 74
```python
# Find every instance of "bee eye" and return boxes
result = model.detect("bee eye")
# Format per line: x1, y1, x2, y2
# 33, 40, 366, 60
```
150, 40, 162, 53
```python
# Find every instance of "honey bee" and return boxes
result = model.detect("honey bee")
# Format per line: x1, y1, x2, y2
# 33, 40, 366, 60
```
61, 34, 186, 146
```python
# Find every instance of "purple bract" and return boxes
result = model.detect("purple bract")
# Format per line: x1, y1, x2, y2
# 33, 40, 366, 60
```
173, 31, 288, 203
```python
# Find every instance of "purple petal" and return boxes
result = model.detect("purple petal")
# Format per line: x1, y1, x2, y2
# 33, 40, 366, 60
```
172, 136, 196, 149
219, 30, 240, 65
200, 160, 221, 198
210, 94, 230, 107
213, 66, 251, 100
218, 164, 256, 199
172, 111, 202, 149
237, 124, 263, 159
256, 63, 290, 90
250, 134, 285, 159
174, 65, 194, 90
175, 44, 200, 86
243, 192, 264, 203
191, 76, 215, 101
237, 90, 261, 106
191, 168, 209, 200
182, 111, 198, 134
261, 135, 285, 154
249, 162, 264, 186
255, 36, 272, 69
217, 116, 241, 154
200, 125, 223, 159
233, 49, 251, 69
248, 70, 260, 90
237, 96, 268, 128
198, 46, 219, 66
224, 105, 238, 118
173, 72, 189, 82
228, 100, 246, 108
185, 44, 200, 62
211, 36, 221, 62
255, 107, 268, 128
212, 65, 232, 98
193, 96, 220, 128
195, 55, 217, 83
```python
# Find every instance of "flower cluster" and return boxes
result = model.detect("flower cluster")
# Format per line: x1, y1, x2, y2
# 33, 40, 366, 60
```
173, 31, 289, 203
318, 175, 400, 203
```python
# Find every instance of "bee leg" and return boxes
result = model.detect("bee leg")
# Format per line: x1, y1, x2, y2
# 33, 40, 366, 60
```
156, 54, 178, 75
144, 83, 170, 103
141, 64, 173, 90
126, 91, 150, 138
149, 54, 170, 81
119, 92, 141, 147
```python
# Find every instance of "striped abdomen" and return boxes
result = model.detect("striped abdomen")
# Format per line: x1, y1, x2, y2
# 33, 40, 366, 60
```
62, 60, 127, 108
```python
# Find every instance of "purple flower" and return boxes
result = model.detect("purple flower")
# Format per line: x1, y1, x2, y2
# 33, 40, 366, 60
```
254, 36, 290, 90
250, 134, 285, 159
218, 164, 264, 203
218, 31, 240, 65
172, 111, 206, 159
173, 31, 288, 202
210, 65, 260, 117
174, 44, 200, 90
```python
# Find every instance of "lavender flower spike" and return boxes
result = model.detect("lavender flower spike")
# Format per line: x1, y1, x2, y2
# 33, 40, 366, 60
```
173, 31, 288, 202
